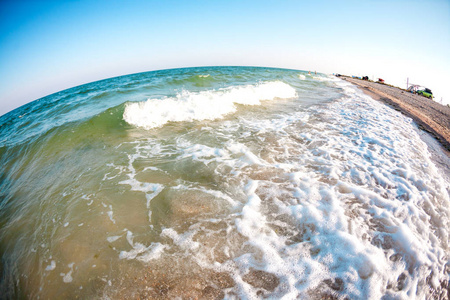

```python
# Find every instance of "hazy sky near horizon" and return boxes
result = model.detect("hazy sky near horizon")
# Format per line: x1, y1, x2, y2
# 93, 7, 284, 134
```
1, 0, 449, 116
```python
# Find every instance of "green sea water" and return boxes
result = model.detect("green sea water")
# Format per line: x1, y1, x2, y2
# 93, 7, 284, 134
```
0, 67, 448, 299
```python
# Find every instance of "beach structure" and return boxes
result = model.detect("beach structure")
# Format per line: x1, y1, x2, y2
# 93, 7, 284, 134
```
407, 84, 434, 99
407, 84, 421, 93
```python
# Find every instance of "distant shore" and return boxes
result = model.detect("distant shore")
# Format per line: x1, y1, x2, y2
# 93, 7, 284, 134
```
344, 77, 450, 156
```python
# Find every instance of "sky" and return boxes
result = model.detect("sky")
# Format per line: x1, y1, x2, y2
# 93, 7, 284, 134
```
0, 0, 449, 116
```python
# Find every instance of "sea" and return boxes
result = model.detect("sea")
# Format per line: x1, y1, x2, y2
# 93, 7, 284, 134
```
0, 66, 448, 299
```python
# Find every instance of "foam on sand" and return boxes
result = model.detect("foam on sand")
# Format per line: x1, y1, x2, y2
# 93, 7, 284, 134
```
116, 79, 449, 298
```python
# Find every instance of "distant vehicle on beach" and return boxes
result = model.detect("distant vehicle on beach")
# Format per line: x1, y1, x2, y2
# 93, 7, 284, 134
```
417, 88, 433, 99
377, 78, 385, 83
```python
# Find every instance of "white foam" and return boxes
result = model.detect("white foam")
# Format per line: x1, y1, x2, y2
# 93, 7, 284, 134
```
107, 205, 116, 224
161, 228, 200, 251
45, 260, 56, 271
98, 75, 448, 298
117, 150, 165, 221
136, 243, 166, 262
161, 79, 447, 298
312, 75, 335, 82
60, 263, 74, 283
107, 235, 121, 243
119, 230, 166, 262
177, 139, 268, 171
123, 81, 297, 129
226, 142, 269, 167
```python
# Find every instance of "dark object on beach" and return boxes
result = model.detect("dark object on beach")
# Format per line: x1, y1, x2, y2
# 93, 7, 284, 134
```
362, 76, 369, 80
335, 74, 342, 77
417, 88, 433, 99
377, 78, 385, 83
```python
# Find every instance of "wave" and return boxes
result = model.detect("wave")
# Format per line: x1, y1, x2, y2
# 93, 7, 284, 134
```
167, 74, 216, 88
312, 75, 334, 81
123, 81, 297, 129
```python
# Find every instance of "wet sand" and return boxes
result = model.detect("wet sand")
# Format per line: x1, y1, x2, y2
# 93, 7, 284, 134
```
344, 77, 450, 156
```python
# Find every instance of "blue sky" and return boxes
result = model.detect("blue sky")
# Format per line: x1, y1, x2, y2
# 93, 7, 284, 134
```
1, 0, 449, 115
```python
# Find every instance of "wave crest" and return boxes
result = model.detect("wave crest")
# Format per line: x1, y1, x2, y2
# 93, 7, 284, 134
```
123, 81, 297, 129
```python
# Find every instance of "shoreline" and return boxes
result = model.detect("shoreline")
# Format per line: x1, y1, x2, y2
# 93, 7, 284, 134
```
344, 77, 450, 181
344, 77, 450, 156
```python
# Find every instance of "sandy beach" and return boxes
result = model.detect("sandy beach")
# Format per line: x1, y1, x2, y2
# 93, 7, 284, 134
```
345, 77, 450, 156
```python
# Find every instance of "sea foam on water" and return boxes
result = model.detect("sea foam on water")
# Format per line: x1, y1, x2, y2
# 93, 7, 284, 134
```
123, 81, 297, 129
0, 67, 448, 299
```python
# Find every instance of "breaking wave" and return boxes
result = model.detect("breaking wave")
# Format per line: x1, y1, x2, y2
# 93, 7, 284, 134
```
123, 81, 297, 129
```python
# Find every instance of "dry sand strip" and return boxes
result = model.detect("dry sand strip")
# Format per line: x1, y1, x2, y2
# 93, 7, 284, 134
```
343, 77, 450, 155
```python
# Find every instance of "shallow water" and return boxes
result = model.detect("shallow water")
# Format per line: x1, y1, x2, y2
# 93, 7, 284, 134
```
0, 67, 449, 299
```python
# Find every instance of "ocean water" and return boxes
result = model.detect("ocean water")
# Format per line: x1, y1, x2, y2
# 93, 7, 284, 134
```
0, 66, 449, 299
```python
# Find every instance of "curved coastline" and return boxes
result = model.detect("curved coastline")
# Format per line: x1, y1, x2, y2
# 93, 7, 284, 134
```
344, 77, 450, 154
345, 77, 450, 184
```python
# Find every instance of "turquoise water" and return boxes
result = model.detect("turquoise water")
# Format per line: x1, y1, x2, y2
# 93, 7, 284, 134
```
0, 67, 448, 299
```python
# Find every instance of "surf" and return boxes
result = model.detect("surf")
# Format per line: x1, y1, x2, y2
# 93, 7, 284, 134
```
0, 66, 448, 299
122, 81, 297, 129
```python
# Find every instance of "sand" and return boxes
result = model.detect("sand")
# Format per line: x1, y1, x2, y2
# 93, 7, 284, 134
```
344, 77, 450, 155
